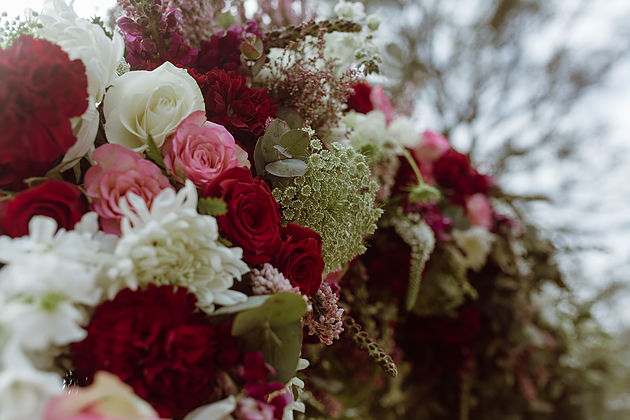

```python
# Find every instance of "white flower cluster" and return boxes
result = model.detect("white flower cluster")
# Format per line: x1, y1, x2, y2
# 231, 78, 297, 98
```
342, 110, 419, 155
0, 214, 115, 419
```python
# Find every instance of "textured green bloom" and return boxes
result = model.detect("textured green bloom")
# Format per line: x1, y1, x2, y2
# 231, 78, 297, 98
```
273, 140, 382, 273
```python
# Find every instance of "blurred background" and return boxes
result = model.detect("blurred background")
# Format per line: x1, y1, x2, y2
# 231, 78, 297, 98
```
3, 0, 629, 415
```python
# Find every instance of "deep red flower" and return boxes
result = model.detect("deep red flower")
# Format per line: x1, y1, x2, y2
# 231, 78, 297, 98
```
346, 82, 374, 114
274, 223, 325, 296
432, 149, 492, 204
0, 35, 88, 190
71, 285, 240, 419
195, 21, 263, 75
1, 180, 88, 237
204, 167, 281, 265
190, 68, 277, 153
361, 227, 412, 297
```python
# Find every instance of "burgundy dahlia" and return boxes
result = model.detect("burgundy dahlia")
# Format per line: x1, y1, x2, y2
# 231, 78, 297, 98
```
0, 35, 88, 190
346, 82, 374, 114
71, 285, 240, 419
190, 68, 277, 153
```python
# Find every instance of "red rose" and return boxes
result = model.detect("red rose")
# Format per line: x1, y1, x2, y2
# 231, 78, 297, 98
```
432, 149, 492, 204
347, 82, 374, 114
274, 223, 325, 296
0, 36, 88, 190
1, 180, 88, 237
204, 167, 281, 265
190, 68, 277, 153
71, 285, 240, 419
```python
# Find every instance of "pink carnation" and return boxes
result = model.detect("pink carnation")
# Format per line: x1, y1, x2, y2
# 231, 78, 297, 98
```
84, 144, 172, 235
465, 193, 494, 229
162, 111, 250, 189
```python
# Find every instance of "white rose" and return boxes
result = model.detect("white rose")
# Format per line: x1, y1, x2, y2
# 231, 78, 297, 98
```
103, 62, 205, 150
452, 227, 496, 271
36, 0, 124, 103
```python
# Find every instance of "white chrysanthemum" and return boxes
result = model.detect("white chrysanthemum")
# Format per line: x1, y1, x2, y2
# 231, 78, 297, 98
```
115, 181, 249, 312
0, 368, 61, 420
36, 0, 124, 103
453, 227, 496, 271
334, 0, 366, 21
183, 396, 236, 420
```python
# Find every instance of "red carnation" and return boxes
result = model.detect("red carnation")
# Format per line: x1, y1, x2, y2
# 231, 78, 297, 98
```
432, 149, 492, 204
190, 68, 277, 153
1, 180, 88, 237
274, 223, 325, 296
346, 82, 374, 114
204, 167, 282, 265
71, 285, 240, 419
0, 35, 88, 190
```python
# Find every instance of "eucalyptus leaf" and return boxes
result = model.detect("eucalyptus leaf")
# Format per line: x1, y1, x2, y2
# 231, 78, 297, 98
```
232, 292, 307, 336
238, 321, 303, 383
211, 295, 270, 316
265, 159, 308, 178
253, 136, 268, 177
279, 129, 309, 159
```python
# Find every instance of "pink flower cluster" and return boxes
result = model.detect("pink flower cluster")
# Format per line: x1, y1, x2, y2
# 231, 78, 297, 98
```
249, 263, 302, 296
304, 281, 344, 345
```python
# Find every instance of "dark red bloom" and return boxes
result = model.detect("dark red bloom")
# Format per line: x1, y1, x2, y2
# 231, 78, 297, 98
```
240, 352, 291, 420
204, 167, 281, 265
195, 21, 263, 75
71, 285, 240, 419
0, 35, 88, 190
274, 223, 325, 296
190, 68, 277, 152
361, 227, 412, 297
1, 180, 88, 237
346, 82, 374, 114
432, 149, 492, 204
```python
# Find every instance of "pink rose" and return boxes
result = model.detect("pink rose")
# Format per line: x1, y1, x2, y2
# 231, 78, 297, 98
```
84, 144, 173, 235
44, 372, 160, 420
369, 85, 395, 124
162, 111, 250, 189
413, 130, 451, 162
465, 193, 494, 229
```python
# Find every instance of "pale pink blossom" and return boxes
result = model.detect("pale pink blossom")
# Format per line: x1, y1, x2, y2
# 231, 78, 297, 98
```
369, 85, 394, 124
413, 130, 451, 162
84, 144, 172, 235
44, 372, 160, 420
162, 111, 250, 189
465, 193, 494, 229
304, 281, 344, 345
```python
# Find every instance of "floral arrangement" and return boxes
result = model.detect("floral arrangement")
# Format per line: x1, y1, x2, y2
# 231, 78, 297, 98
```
0, 0, 611, 419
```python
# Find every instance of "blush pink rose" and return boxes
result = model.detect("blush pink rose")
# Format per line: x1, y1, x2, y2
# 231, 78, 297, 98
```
162, 111, 250, 189
413, 130, 451, 162
84, 144, 173, 235
465, 193, 494, 229
369, 85, 395, 124
44, 372, 160, 420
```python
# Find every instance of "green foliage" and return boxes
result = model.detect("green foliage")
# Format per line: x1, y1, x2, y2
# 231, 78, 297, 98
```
197, 197, 227, 216
254, 119, 310, 178
232, 293, 307, 383
272, 140, 383, 273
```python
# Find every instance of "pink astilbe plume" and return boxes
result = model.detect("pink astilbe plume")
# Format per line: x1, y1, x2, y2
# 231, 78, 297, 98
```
304, 281, 344, 345
250, 263, 302, 296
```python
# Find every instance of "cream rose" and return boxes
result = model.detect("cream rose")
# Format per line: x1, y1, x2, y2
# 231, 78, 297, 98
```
103, 61, 205, 151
